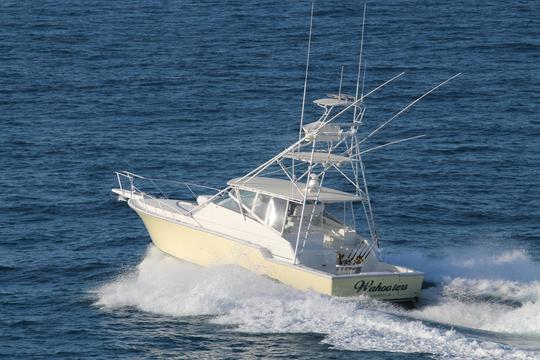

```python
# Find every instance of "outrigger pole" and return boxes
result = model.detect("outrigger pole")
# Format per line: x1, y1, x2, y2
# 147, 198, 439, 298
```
360, 134, 426, 155
358, 73, 462, 145
349, 74, 461, 249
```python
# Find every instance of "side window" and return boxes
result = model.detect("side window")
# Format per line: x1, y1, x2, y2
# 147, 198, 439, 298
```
251, 194, 288, 232
253, 194, 271, 220
283, 202, 323, 233
266, 197, 288, 232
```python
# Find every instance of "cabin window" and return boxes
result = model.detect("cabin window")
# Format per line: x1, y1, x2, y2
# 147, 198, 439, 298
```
253, 194, 271, 220
323, 202, 355, 229
252, 193, 288, 232
266, 197, 287, 231
284, 202, 324, 234
215, 193, 241, 213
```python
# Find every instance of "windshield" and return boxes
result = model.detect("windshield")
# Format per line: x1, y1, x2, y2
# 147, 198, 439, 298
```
215, 193, 241, 213
219, 190, 289, 232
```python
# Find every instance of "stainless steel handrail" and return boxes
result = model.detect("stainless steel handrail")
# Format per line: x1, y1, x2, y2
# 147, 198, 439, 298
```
114, 171, 219, 221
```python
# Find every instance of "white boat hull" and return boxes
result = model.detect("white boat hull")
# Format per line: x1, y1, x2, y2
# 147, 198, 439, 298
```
131, 204, 423, 301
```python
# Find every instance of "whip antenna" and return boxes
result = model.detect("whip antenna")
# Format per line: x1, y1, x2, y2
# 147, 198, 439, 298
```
299, 2, 314, 141
361, 60, 367, 101
354, 3, 367, 121
338, 65, 344, 100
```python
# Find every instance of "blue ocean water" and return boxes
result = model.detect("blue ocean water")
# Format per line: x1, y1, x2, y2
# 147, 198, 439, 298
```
1, 0, 539, 358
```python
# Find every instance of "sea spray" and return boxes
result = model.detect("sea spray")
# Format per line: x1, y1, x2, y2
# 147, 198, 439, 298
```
383, 247, 540, 337
95, 245, 538, 359
96, 246, 298, 316
404, 278, 540, 335
384, 247, 539, 283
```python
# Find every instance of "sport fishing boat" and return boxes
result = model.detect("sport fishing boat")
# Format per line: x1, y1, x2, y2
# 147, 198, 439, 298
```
112, 6, 459, 302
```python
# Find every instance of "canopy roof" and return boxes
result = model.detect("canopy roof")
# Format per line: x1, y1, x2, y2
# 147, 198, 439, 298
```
284, 151, 350, 165
228, 176, 362, 203
313, 98, 351, 107
314, 93, 358, 107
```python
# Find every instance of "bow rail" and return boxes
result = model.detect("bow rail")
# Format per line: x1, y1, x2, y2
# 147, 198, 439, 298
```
113, 171, 220, 219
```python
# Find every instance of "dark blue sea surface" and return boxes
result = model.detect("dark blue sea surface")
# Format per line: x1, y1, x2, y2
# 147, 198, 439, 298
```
1, 0, 539, 358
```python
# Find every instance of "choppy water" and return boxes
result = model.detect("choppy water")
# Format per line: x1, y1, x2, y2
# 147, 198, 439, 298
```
2, 1, 539, 359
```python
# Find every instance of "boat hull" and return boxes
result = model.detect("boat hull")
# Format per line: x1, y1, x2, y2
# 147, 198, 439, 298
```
133, 206, 423, 301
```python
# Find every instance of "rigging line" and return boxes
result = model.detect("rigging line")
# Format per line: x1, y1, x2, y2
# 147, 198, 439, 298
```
276, 160, 305, 195
360, 134, 426, 155
276, 159, 295, 182
358, 73, 462, 145
296, 162, 322, 182
331, 164, 364, 195
260, 163, 295, 176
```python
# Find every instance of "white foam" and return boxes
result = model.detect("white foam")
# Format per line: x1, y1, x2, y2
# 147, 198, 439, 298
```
384, 247, 540, 283
382, 248, 540, 336
215, 292, 534, 359
96, 246, 294, 316
401, 278, 540, 336
94, 246, 539, 359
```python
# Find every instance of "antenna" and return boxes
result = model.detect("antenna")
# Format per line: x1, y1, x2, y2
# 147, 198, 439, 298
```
338, 66, 344, 100
354, 3, 367, 121
361, 59, 367, 99
299, 2, 314, 141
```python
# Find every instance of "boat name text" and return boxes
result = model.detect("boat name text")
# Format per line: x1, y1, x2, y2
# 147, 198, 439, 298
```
354, 280, 408, 293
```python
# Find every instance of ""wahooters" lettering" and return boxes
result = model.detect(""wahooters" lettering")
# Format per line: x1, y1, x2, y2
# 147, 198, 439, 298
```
354, 280, 408, 293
